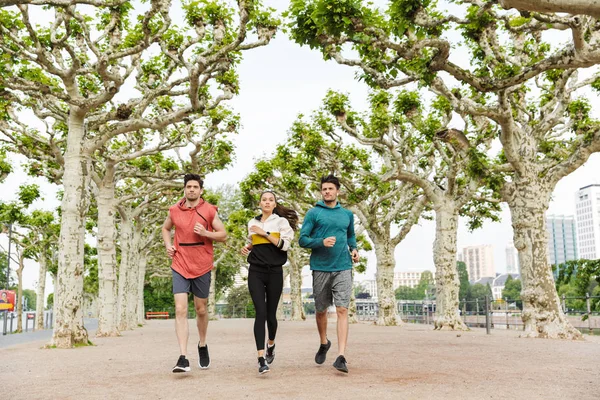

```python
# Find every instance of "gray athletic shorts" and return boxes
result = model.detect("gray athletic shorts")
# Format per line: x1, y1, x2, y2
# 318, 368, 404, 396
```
312, 269, 353, 312
172, 269, 211, 299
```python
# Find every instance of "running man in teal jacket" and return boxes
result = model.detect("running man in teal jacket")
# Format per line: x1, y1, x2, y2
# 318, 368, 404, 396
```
299, 174, 359, 373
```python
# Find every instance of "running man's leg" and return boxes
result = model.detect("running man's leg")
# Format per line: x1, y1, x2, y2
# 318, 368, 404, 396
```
190, 271, 211, 346
248, 269, 269, 356
335, 306, 349, 356
331, 269, 353, 356
313, 271, 333, 345
265, 272, 284, 345
193, 296, 208, 346
172, 269, 193, 357
174, 293, 189, 356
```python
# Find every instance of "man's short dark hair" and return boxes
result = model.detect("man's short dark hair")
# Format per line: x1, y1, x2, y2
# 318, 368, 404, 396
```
184, 173, 204, 188
320, 174, 340, 190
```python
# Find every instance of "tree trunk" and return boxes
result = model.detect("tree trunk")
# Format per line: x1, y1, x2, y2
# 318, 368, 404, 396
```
373, 237, 400, 326
16, 255, 24, 332
208, 268, 217, 320
136, 252, 147, 326
96, 175, 120, 336
36, 254, 48, 330
433, 205, 468, 330
126, 227, 141, 328
276, 265, 290, 321
348, 291, 358, 324
288, 251, 306, 321
52, 110, 90, 348
506, 180, 582, 339
117, 217, 133, 331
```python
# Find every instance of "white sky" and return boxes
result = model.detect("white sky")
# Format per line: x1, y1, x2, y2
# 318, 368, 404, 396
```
1, 1, 600, 295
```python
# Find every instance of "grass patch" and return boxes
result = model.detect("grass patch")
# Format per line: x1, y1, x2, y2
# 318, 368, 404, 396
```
74, 339, 95, 348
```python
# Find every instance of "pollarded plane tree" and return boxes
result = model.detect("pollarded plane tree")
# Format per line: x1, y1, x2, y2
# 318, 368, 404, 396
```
92, 105, 238, 335
287, 0, 600, 338
0, 0, 279, 347
319, 88, 501, 330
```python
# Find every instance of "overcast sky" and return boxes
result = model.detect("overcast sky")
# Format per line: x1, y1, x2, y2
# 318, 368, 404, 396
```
1, 0, 599, 295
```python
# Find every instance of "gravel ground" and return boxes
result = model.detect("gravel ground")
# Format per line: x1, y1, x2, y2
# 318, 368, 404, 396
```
1, 318, 599, 400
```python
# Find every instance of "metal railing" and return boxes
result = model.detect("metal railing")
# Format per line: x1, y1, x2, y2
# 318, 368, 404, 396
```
353, 295, 600, 335
1, 310, 54, 335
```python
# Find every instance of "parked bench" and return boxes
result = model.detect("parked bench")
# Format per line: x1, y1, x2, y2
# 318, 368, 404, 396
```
146, 311, 169, 319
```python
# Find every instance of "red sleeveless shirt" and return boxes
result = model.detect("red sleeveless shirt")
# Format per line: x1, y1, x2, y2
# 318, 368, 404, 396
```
169, 198, 218, 278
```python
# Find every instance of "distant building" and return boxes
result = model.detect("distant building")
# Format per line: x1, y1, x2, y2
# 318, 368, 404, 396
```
362, 279, 378, 297
491, 273, 520, 300
394, 271, 423, 289
457, 252, 464, 263
575, 184, 600, 260
546, 215, 578, 275
463, 245, 496, 283
505, 244, 519, 274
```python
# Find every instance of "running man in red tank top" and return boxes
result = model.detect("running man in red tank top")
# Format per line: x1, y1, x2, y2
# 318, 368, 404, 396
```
161, 174, 227, 373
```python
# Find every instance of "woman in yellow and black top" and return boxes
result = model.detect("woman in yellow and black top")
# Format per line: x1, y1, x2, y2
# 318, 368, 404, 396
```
241, 191, 297, 374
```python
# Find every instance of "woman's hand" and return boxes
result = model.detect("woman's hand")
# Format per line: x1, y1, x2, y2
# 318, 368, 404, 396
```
249, 225, 268, 237
241, 244, 252, 255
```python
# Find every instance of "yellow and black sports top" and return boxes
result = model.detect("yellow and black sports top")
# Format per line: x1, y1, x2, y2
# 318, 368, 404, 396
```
246, 213, 294, 270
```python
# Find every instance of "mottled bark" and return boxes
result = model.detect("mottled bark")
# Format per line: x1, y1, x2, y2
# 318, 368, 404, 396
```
136, 253, 147, 326
208, 269, 217, 320
35, 255, 48, 330
348, 292, 358, 324
125, 225, 142, 329
276, 265, 289, 321
373, 238, 400, 326
95, 172, 120, 336
433, 206, 468, 331
117, 218, 133, 331
506, 179, 582, 339
287, 252, 306, 321
52, 110, 90, 348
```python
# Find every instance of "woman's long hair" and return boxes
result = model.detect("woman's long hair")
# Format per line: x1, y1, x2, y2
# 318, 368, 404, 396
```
261, 191, 298, 231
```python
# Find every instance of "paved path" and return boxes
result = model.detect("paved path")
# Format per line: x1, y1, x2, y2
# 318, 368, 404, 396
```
1, 318, 599, 399
0, 318, 97, 348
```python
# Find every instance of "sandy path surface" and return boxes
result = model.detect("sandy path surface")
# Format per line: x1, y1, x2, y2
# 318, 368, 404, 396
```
2, 318, 599, 399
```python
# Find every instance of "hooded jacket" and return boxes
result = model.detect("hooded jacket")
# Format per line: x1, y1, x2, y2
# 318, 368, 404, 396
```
299, 201, 357, 272
246, 213, 294, 271
169, 198, 217, 278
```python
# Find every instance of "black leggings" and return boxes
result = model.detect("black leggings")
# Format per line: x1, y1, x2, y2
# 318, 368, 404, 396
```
248, 268, 283, 351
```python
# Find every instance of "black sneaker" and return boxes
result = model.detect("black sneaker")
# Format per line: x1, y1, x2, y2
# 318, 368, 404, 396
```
172, 355, 190, 373
315, 339, 331, 365
265, 343, 275, 364
198, 344, 210, 369
258, 356, 270, 374
333, 355, 348, 373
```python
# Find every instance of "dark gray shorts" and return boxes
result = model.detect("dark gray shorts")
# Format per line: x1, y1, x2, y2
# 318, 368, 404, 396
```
172, 269, 211, 299
312, 269, 353, 312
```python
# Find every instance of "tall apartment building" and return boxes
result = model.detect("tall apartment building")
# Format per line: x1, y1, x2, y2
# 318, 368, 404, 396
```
575, 184, 600, 260
463, 245, 495, 282
546, 215, 578, 269
505, 244, 519, 274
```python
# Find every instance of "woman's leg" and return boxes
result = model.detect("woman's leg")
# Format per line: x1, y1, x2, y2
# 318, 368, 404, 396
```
248, 269, 268, 355
265, 272, 284, 344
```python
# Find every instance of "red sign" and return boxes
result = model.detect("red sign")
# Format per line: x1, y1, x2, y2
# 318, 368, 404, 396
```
0, 290, 15, 312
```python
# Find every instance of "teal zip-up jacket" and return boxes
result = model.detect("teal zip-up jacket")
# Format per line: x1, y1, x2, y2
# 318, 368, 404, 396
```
299, 201, 357, 272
